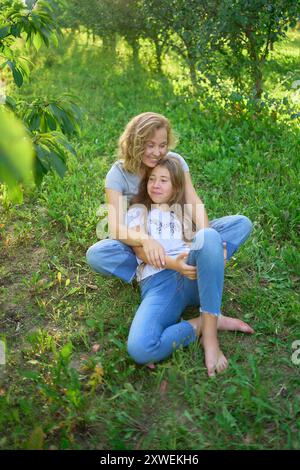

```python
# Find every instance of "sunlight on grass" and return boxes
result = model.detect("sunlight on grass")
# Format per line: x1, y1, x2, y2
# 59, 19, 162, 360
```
0, 25, 299, 450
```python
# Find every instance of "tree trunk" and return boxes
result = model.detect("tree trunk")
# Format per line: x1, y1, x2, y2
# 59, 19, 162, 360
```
186, 50, 198, 90
131, 39, 140, 66
246, 29, 264, 100
253, 64, 263, 100
102, 34, 117, 59
154, 40, 162, 74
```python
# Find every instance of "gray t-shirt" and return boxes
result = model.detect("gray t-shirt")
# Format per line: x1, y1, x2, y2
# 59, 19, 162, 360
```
105, 151, 189, 203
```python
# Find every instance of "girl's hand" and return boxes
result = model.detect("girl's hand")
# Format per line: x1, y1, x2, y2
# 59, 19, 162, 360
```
174, 253, 197, 280
142, 238, 166, 269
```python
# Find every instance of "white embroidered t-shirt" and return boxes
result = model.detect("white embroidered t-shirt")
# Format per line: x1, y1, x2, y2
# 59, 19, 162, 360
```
126, 206, 191, 281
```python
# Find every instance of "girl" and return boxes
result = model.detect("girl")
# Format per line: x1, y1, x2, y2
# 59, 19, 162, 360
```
126, 156, 254, 377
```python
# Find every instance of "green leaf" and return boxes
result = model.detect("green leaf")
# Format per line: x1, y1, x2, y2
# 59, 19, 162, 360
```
33, 157, 47, 186
49, 151, 66, 178
51, 133, 76, 156
33, 32, 43, 51
0, 25, 10, 40
0, 107, 34, 197
12, 66, 23, 87
36, 145, 50, 171
45, 113, 57, 131
18, 57, 31, 77
50, 31, 59, 48
5, 95, 16, 110
29, 112, 41, 131
6, 61, 23, 87
10, 23, 22, 38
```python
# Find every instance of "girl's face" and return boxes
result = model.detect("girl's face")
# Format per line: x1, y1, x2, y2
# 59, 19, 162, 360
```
147, 166, 173, 205
142, 127, 168, 168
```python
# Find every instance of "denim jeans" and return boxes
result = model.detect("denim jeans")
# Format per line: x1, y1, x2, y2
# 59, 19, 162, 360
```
86, 215, 253, 365
86, 215, 253, 283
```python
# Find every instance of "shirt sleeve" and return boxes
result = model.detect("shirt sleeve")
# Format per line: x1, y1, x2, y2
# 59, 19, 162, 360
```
125, 206, 146, 229
168, 151, 189, 172
105, 164, 125, 193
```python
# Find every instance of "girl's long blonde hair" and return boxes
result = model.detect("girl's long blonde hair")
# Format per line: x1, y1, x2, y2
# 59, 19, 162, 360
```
118, 112, 178, 174
130, 156, 195, 242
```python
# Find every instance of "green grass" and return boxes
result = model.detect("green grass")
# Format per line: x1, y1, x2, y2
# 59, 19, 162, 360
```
0, 29, 299, 450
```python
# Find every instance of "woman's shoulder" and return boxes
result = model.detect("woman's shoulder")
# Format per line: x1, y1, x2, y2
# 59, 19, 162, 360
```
167, 150, 182, 158
167, 151, 189, 171
107, 159, 124, 173
105, 160, 128, 181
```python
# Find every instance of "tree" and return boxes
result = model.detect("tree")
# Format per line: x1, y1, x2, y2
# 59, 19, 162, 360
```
0, 0, 81, 201
142, 1, 220, 90
141, 0, 172, 73
216, 0, 300, 99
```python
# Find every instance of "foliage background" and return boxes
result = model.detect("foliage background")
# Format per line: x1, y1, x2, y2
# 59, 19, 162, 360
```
0, 0, 299, 450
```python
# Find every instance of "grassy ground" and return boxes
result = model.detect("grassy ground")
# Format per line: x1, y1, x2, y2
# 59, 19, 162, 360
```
0, 29, 299, 450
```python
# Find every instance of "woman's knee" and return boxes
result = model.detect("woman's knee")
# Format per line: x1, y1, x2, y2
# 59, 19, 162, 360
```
86, 239, 121, 273
238, 215, 253, 240
86, 240, 107, 271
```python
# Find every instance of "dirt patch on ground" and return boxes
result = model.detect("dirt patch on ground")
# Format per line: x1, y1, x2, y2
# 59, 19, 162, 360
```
0, 242, 48, 338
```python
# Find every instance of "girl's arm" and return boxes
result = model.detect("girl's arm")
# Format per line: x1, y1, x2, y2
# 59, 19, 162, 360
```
106, 188, 166, 268
184, 172, 209, 230
133, 246, 197, 280
164, 254, 197, 279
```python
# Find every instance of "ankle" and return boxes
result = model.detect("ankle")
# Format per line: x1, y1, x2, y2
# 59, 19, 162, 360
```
202, 332, 219, 346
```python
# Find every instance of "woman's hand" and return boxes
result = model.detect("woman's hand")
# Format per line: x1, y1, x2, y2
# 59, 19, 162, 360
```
142, 238, 166, 269
174, 253, 197, 280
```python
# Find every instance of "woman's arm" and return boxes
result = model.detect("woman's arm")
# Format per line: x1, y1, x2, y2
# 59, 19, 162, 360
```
106, 188, 166, 268
184, 172, 209, 230
184, 173, 228, 263
106, 188, 147, 245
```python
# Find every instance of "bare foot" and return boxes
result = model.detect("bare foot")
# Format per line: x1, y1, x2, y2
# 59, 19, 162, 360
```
188, 314, 254, 337
202, 336, 228, 377
217, 314, 254, 334
146, 363, 156, 370
187, 317, 202, 336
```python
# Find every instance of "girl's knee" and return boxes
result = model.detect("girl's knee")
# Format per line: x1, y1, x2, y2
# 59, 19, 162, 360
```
127, 331, 158, 364
193, 227, 221, 250
127, 338, 152, 365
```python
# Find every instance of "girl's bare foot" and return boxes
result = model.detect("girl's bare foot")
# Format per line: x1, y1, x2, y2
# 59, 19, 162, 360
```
202, 336, 228, 377
217, 314, 254, 334
187, 317, 202, 336
188, 314, 254, 336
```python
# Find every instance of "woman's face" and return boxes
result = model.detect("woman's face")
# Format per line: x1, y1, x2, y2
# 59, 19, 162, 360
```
141, 127, 168, 168
147, 165, 173, 205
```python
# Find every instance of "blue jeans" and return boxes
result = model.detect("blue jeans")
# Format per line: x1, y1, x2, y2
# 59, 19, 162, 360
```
86, 215, 253, 283
86, 215, 253, 365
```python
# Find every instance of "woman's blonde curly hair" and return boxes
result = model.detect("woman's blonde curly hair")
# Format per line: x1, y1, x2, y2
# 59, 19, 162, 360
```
117, 112, 178, 174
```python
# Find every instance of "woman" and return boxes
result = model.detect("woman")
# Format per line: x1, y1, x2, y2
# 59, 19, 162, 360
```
86, 111, 252, 284
125, 156, 253, 377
